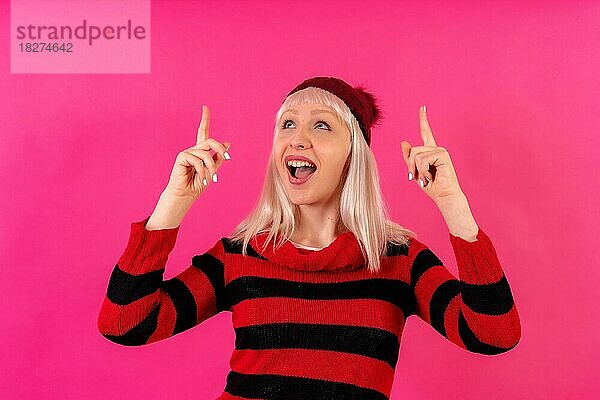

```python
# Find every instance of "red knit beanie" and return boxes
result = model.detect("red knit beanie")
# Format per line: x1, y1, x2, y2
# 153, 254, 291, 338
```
284, 76, 383, 146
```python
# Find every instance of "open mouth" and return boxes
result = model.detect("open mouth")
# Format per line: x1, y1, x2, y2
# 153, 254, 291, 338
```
286, 163, 317, 184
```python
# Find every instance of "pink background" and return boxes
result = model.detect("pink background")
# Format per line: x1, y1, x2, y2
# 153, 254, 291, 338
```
10, 0, 150, 73
1, 0, 598, 399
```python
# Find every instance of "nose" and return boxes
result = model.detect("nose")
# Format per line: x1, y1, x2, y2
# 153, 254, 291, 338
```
289, 126, 311, 149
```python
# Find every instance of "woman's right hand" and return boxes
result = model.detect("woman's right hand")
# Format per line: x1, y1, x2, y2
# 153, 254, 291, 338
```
164, 105, 231, 201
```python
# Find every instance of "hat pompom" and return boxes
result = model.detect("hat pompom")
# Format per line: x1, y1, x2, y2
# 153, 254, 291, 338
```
354, 85, 383, 128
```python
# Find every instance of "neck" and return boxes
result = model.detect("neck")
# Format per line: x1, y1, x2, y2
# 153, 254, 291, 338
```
291, 199, 345, 248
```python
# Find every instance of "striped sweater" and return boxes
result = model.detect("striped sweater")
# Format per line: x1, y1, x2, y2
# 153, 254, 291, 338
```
97, 216, 521, 399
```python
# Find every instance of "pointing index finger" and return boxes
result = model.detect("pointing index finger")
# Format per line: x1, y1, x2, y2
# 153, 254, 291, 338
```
419, 105, 437, 147
197, 105, 210, 145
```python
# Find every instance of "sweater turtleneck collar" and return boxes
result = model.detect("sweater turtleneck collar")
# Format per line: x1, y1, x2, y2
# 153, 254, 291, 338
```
249, 231, 366, 272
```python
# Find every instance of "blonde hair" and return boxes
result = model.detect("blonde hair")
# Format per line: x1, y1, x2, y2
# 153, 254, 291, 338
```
229, 86, 416, 273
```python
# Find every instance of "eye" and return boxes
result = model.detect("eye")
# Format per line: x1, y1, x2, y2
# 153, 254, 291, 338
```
281, 119, 294, 129
315, 120, 331, 130
280, 119, 331, 130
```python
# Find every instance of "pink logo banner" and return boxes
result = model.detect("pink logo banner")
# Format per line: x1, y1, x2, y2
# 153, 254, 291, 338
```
10, 0, 150, 73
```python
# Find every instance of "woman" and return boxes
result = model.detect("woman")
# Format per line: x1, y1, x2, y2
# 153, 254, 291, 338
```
98, 76, 521, 400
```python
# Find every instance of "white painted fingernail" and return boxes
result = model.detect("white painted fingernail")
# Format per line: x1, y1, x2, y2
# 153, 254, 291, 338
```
203, 178, 207, 186
212, 173, 218, 183
419, 179, 424, 187
408, 172, 413, 181
224, 151, 231, 160
423, 105, 427, 113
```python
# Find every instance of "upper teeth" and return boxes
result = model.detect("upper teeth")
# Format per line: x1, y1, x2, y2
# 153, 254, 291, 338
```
287, 160, 315, 168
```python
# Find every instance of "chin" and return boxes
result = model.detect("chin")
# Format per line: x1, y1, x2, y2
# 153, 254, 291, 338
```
285, 187, 312, 203
288, 196, 313, 206
277, 166, 322, 205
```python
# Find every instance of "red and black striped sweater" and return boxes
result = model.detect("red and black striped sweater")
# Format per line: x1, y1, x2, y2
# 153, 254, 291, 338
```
97, 216, 521, 399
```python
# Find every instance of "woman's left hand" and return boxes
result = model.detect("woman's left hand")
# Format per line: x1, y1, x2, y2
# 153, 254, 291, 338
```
400, 106, 463, 204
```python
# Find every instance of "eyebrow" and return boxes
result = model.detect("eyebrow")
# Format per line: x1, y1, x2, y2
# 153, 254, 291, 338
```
283, 109, 338, 118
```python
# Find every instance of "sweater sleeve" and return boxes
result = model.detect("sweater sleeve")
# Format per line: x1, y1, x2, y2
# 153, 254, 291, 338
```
408, 226, 521, 355
97, 216, 229, 346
